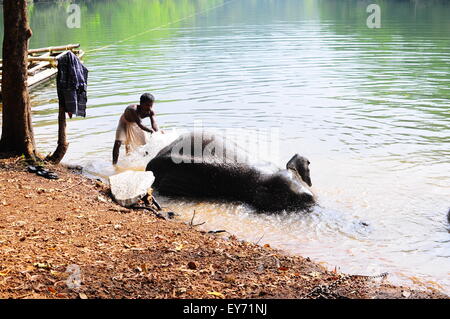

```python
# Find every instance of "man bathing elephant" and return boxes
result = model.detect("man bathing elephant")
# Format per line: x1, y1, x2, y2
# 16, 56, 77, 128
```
112, 93, 162, 165
146, 132, 315, 212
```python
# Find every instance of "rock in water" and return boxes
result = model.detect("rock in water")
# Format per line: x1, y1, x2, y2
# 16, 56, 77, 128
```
109, 171, 155, 207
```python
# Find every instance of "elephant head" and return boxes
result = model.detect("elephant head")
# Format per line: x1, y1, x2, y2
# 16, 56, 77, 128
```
286, 154, 312, 187
252, 154, 315, 211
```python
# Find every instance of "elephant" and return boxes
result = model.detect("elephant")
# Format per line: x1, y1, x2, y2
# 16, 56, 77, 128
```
145, 131, 315, 212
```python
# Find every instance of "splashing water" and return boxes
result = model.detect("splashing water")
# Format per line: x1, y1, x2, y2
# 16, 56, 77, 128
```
81, 130, 179, 181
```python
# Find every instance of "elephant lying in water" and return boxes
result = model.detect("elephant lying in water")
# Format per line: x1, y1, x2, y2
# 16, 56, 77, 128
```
146, 132, 315, 212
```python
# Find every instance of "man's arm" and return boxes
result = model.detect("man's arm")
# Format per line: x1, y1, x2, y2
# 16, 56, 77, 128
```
150, 113, 159, 132
136, 120, 153, 133
127, 108, 154, 133
112, 140, 121, 165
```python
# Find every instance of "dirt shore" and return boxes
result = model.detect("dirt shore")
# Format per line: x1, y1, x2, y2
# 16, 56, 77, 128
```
0, 157, 447, 299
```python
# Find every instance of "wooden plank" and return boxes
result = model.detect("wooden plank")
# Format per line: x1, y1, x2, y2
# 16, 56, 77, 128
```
0, 45, 80, 62
27, 56, 57, 62
0, 68, 57, 93
26, 52, 52, 75
0, 54, 50, 76
27, 50, 69, 63
27, 61, 51, 76
0, 46, 85, 95
28, 44, 80, 54
27, 67, 58, 89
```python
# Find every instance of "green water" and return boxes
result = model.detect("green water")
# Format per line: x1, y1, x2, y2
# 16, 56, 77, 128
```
0, 0, 449, 293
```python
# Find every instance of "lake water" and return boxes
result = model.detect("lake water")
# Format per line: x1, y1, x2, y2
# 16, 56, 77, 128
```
0, 0, 449, 293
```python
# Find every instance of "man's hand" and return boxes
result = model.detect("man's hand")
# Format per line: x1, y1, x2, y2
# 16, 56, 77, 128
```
137, 122, 153, 134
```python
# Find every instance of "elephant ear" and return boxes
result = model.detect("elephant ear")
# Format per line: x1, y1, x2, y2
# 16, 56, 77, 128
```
286, 154, 300, 171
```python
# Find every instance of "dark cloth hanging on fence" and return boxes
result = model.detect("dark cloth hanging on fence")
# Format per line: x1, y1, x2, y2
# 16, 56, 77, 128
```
56, 51, 88, 117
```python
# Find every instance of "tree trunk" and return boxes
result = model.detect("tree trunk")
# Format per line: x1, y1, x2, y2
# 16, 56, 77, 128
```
46, 105, 68, 163
0, 0, 36, 159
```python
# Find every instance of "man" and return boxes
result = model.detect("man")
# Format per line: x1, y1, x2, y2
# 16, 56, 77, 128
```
112, 93, 160, 165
